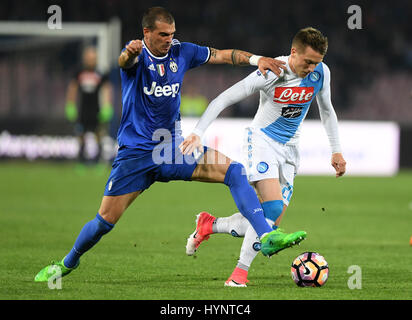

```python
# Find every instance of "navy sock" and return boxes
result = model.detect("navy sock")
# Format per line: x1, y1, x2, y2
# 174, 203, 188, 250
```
224, 162, 272, 238
63, 213, 114, 268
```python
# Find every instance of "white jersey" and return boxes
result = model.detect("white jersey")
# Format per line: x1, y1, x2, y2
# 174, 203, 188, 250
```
192, 55, 341, 153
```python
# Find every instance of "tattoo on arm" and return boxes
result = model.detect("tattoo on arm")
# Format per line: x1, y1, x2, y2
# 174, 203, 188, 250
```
208, 47, 253, 66
231, 49, 252, 66
119, 50, 138, 69
231, 49, 238, 65
210, 48, 217, 59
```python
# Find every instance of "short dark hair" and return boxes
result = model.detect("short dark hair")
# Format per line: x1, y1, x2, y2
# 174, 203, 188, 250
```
292, 27, 328, 55
142, 7, 175, 30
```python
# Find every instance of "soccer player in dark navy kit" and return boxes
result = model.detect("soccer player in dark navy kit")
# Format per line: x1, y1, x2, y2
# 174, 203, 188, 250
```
35, 7, 306, 282
65, 46, 113, 163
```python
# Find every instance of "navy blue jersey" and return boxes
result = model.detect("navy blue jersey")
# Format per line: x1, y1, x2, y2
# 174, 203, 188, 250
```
73, 69, 108, 124
117, 39, 210, 153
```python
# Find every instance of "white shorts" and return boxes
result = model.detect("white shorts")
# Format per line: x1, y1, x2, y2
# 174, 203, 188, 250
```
242, 127, 300, 206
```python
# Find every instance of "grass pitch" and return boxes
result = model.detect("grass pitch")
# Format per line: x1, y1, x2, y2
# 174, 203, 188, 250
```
0, 161, 411, 300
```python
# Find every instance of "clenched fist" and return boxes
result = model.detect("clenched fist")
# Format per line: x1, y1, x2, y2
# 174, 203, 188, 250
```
125, 39, 143, 57
119, 39, 142, 69
331, 152, 346, 178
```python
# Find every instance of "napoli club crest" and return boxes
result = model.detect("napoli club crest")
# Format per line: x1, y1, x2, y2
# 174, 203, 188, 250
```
253, 242, 261, 251
257, 161, 269, 173
169, 60, 178, 73
309, 71, 320, 82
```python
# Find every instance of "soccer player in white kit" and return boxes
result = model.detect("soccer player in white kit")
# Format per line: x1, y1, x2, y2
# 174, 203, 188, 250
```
180, 27, 347, 287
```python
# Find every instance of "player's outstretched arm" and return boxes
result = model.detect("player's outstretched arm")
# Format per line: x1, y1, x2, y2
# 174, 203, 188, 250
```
180, 70, 270, 155
118, 40, 142, 69
316, 63, 346, 178
207, 48, 285, 76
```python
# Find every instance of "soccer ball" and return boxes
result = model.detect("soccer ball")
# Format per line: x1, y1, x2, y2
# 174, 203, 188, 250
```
291, 252, 329, 287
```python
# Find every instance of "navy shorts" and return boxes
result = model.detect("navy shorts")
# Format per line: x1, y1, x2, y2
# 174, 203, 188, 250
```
104, 143, 208, 196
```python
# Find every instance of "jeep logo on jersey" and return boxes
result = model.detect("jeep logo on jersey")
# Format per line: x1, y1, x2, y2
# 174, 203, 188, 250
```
143, 81, 180, 98
273, 87, 314, 104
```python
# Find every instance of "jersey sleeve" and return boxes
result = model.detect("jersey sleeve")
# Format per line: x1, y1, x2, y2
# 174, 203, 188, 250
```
181, 42, 210, 70
192, 69, 276, 137
316, 63, 342, 154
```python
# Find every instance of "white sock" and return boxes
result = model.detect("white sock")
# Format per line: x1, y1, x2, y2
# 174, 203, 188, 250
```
212, 212, 275, 271
212, 212, 249, 237
237, 218, 275, 270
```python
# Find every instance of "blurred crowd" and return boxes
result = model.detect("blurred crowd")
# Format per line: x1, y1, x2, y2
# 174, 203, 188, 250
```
1, 0, 412, 126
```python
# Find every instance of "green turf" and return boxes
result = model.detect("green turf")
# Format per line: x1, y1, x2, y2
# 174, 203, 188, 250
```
0, 161, 411, 300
